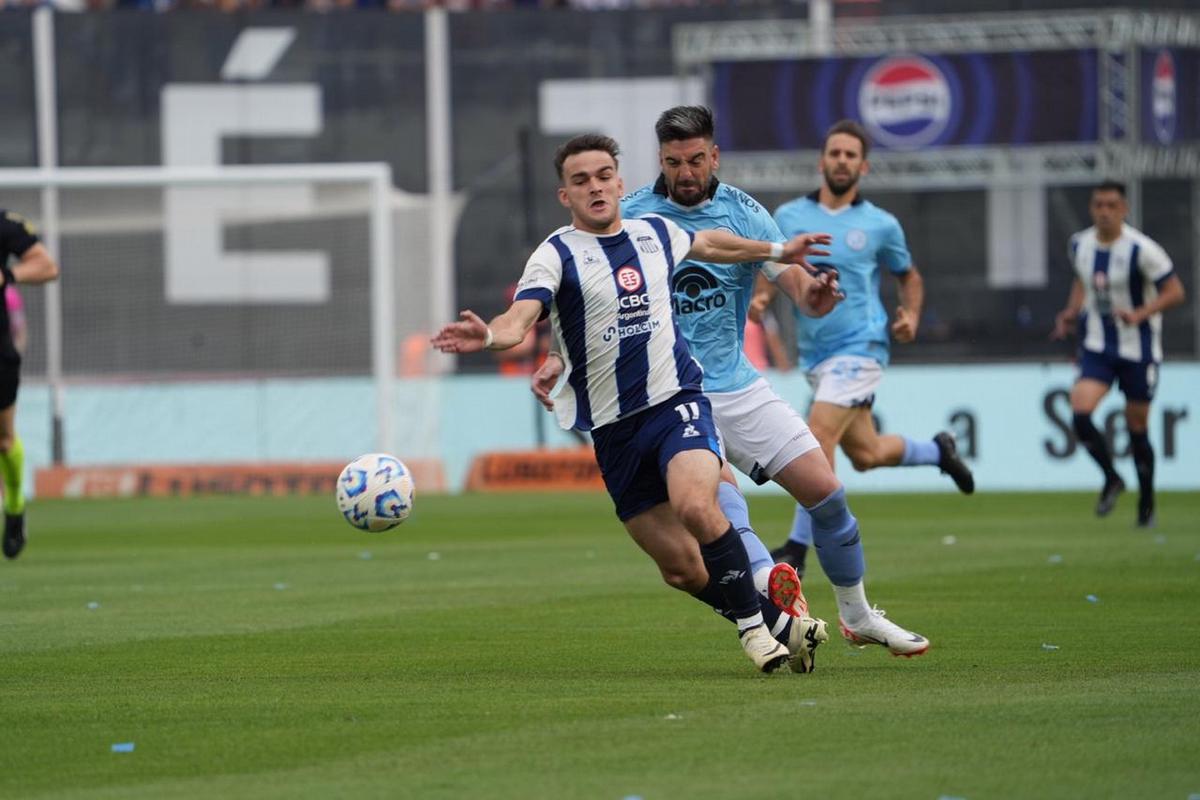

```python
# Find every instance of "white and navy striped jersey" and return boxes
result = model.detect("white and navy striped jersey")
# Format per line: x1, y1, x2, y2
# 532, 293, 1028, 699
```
514, 215, 702, 432
1069, 224, 1174, 364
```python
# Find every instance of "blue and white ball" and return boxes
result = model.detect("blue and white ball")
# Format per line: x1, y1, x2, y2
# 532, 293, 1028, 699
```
336, 453, 415, 532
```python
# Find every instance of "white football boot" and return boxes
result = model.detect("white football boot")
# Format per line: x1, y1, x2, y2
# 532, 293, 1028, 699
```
739, 624, 791, 673
785, 615, 829, 674
839, 607, 930, 657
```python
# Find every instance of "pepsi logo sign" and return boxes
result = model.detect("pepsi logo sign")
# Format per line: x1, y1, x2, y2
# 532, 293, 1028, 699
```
858, 56, 951, 150
1152, 49, 1176, 145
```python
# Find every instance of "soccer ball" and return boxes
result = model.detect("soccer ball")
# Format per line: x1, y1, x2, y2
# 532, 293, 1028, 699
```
335, 453, 415, 532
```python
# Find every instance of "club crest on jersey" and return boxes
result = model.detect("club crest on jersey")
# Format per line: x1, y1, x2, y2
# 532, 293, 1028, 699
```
859, 55, 951, 150
616, 266, 643, 292
846, 229, 867, 251
635, 235, 660, 255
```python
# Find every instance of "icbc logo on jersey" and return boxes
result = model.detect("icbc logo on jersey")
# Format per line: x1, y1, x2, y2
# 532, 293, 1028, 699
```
858, 55, 951, 150
616, 266, 643, 293
1152, 49, 1176, 145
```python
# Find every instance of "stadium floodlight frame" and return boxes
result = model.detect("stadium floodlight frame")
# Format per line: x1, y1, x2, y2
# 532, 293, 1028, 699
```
0, 162, 397, 461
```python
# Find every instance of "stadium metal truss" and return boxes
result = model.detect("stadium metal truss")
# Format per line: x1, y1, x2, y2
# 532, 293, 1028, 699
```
672, 9, 1200, 191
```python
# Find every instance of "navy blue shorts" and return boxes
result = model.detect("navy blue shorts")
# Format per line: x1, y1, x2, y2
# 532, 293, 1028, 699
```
1078, 349, 1158, 403
591, 390, 722, 522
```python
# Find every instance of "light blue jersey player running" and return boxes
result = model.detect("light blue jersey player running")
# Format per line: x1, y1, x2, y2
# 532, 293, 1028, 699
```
619, 107, 929, 657
435, 133, 834, 674
767, 120, 974, 581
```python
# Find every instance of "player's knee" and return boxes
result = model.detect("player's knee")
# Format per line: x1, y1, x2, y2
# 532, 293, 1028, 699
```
845, 446, 877, 472
672, 494, 717, 535
660, 566, 706, 594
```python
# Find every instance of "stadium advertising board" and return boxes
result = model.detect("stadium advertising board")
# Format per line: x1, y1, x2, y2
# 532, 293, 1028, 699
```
712, 51, 1100, 151
1141, 48, 1200, 146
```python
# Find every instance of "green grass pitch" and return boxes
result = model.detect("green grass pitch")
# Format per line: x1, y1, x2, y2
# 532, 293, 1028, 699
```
2, 491, 1198, 799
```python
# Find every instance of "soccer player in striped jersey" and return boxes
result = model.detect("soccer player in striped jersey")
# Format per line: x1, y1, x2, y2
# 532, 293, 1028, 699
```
536, 108, 931, 659
432, 133, 837, 674
1052, 181, 1185, 527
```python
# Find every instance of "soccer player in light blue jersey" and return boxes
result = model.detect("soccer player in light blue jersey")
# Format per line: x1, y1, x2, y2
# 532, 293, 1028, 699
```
767, 119, 975, 577
1052, 181, 1185, 527
434, 133, 835, 674
538, 108, 930, 658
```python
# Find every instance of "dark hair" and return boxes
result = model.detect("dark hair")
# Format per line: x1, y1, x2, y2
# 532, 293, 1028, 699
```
822, 119, 871, 159
554, 134, 620, 179
655, 106, 715, 144
1093, 179, 1126, 197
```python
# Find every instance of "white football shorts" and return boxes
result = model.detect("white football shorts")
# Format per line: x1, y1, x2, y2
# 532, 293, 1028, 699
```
806, 355, 883, 408
709, 377, 820, 484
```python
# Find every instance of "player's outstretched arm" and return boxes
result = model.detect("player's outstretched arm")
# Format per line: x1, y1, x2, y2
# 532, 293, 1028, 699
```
431, 299, 543, 355
689, 230, 831, 267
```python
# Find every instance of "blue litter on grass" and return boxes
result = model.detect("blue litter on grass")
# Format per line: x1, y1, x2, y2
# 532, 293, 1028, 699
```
111, 743, 135, 753
1041, 643, 1060, 651
359, 551, 373, 560
273, 583, 288, 591
1047, 554, 1063, 564
1086, 594, 1100, 603
938, 796, 968, 800
86, 601, 100, 610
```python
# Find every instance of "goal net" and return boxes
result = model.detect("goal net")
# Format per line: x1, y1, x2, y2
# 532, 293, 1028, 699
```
0, 164, 426, 467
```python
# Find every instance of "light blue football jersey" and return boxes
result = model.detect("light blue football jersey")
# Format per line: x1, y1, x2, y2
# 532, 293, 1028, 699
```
773, 193, 911, 371
622, 177, 784, 394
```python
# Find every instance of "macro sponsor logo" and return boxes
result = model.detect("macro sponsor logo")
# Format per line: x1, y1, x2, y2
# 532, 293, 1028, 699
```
672, 265, 726, 315
859, 55, 951, 150
1152, 49, 1177, 145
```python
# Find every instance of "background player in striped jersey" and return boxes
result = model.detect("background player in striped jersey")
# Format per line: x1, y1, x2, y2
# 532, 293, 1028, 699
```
432, 133, 835, 674
1052, 180, 1185, 527
764, 119, 974, 576
537, 107, 931, 659
0, 209, 60, 560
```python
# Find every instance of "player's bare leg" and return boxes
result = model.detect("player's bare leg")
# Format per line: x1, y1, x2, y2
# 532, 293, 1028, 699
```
1070, 378, 1124, 515
661, 449, 788, 672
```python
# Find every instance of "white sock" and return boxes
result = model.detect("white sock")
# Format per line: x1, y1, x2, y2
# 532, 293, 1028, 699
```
833, 581, 871, 628
736, 612, 765, 633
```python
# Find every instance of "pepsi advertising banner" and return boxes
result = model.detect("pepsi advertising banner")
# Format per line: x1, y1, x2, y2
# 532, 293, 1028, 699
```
713, 51, 1099, 151
1141, 48, 1200, 145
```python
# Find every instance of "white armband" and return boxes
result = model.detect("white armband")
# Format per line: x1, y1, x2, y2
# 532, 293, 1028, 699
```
768, 241, 784, 260
482, 327, 495, 350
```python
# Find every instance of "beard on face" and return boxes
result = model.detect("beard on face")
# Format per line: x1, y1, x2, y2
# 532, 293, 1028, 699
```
823, 167, 859, 197
668, 177, 707, 207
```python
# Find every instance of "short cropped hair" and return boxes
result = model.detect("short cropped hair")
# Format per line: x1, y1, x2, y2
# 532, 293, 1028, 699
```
655, 106, 715, 144
822, 119, 871, 159
554, 134, 620, 179
1094, 179, 1126, 197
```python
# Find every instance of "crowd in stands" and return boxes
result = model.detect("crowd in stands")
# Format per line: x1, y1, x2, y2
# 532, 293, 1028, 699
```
5, 0, 800, 10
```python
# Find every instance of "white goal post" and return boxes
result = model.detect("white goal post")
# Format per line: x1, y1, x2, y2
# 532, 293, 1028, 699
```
0, 163, 397, 461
